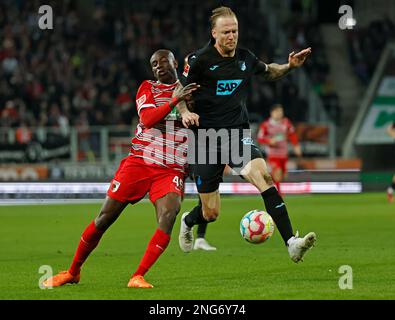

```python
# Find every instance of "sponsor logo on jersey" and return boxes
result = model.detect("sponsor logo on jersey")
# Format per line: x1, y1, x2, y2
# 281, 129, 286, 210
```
216, 79, 243, 95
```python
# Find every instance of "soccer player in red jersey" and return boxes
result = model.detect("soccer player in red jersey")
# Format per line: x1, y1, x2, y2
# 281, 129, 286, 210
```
257, 104, 302, 195
43, 50, 199, 289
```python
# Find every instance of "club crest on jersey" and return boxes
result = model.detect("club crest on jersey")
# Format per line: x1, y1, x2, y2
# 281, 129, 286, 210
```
239, 61, 246, 71
241, 137, 254, 145
216, 79, 243, 95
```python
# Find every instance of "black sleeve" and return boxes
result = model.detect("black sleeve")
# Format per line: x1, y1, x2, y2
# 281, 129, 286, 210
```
248, 50, 268, 75
181, 54, 201, 86
254, 60, 269, 75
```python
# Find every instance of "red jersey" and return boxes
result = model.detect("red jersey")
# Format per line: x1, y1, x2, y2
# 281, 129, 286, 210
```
130, 80, 188, 172
257, 117, 299, 159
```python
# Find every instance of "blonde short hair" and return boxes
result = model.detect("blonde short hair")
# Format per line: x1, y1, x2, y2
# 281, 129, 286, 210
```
209, 6, 237, 29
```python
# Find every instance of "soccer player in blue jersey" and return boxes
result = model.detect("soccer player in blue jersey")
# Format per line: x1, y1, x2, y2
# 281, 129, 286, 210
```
179, 6, 316, 263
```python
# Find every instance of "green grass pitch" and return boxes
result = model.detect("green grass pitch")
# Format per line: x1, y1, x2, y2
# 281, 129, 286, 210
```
1, 193, 394, 300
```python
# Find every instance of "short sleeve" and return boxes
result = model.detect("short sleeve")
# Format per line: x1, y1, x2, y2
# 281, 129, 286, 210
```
135, 81, 156, 115
248, 50, 268, 75
254, 60, 268, 75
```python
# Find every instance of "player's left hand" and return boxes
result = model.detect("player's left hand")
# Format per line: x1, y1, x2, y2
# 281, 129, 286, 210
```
181, 111, 200, 128
288, 47, 311, 69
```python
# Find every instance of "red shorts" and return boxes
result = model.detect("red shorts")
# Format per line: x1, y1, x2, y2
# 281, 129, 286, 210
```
268, 157, 288, 175
107, 156, 185, 204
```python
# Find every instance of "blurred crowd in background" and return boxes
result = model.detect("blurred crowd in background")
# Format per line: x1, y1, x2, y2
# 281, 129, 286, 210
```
347, 17, 395, 85
0, 0, 393, 145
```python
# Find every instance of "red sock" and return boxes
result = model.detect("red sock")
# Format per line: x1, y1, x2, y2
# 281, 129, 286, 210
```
68, 221, 104, 276
133, 228, 170, 277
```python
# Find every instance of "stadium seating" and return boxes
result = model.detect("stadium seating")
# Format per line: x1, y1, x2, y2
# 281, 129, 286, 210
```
0, 0, 327, 133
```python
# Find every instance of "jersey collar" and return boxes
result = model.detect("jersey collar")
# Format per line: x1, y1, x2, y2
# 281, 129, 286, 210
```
155, 80, 178, 87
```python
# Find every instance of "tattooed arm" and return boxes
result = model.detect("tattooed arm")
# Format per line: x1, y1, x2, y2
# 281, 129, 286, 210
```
263, 47, 312, 81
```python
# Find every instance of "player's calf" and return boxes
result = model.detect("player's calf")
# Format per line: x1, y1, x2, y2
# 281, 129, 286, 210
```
245, 168, 296, 246
131, 228, 170, 283
202, 207, 219, 221
156, 192, 182, 234
158, 211, 178, 234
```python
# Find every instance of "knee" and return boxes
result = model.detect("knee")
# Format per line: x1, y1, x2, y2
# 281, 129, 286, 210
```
160, 205, 180, 223
246, 169, 274, 187
159, 198, 181, 224
272, 169, 282, 182
263, 172, 274, 186
203, 207, 219, 221
95, 215, 107, 231
95, 209, 118, 231
158, 207, 179, 233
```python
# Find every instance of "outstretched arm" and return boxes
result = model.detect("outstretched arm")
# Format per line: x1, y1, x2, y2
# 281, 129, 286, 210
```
264, 47, 312, 81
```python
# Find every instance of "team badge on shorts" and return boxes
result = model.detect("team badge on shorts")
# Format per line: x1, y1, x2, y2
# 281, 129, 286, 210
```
196, 176, 202, 186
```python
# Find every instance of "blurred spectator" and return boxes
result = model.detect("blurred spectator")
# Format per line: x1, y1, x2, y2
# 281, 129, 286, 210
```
347, 18, 395, 84
283, 4, 343, 125
115, 85, 134, 125
1, 100, 19, 127
47, 103, 70, 137
76, 111, 95, 162
0, 0, 345, 131
15, 121, 32, 144
0, 0, 288, 129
